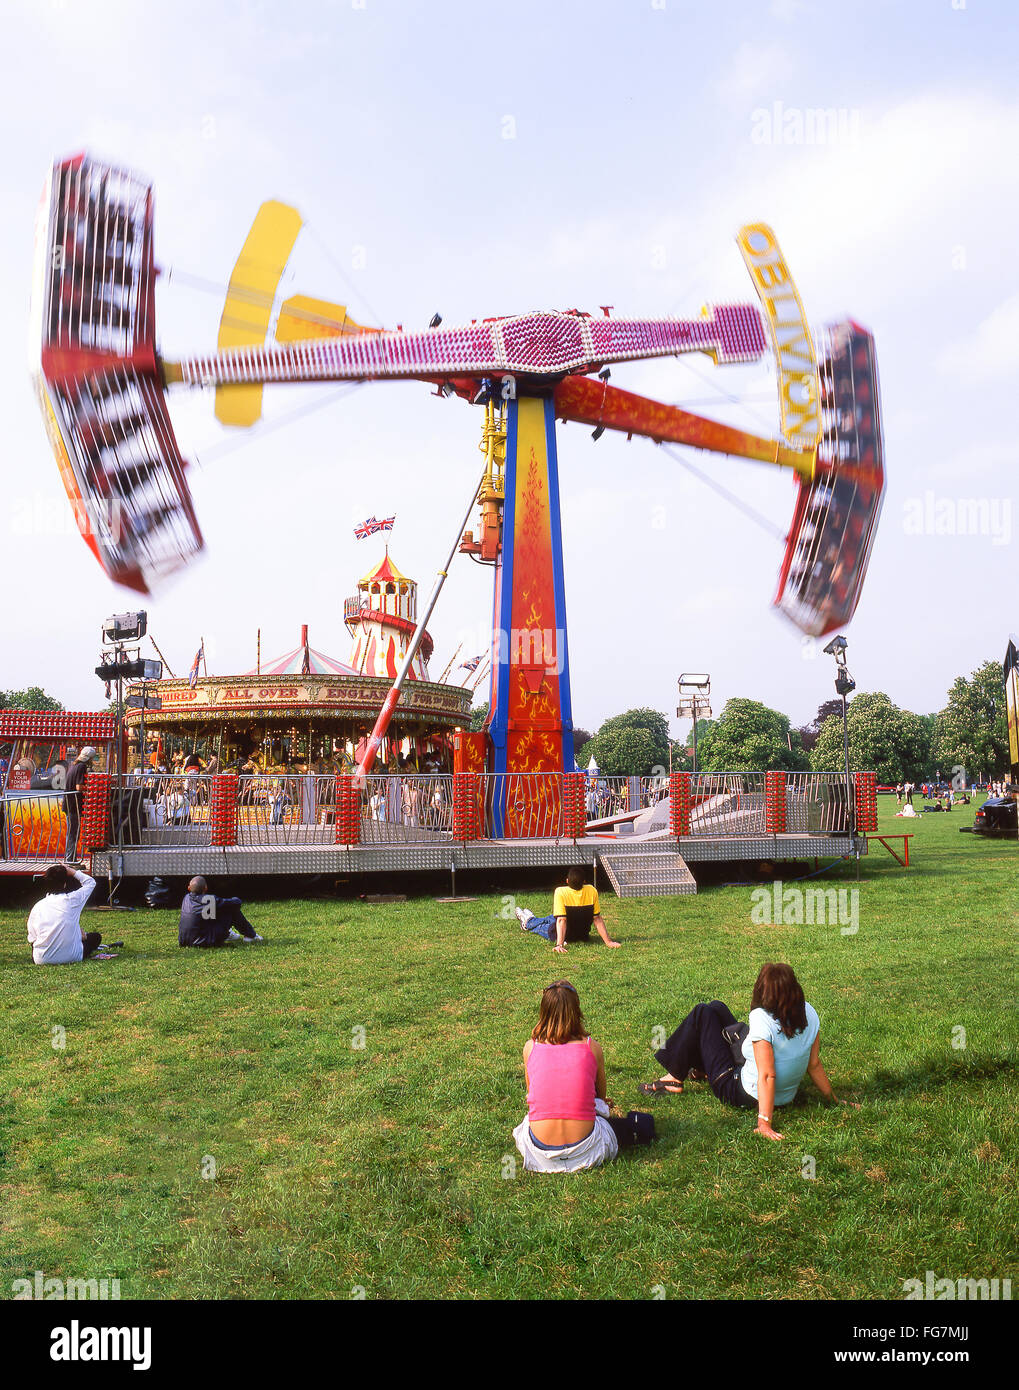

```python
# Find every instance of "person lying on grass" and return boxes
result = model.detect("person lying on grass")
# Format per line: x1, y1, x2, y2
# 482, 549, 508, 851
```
27, 864, 102, 964
514, 867, 621, 954
512, 980, 619, 1172
640, 962, 858, 1141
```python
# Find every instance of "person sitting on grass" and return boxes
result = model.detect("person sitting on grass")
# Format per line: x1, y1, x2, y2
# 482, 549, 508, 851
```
512, 980, 619, 1173
27, 864, 102, 964
178, 876, 264, 947
514, 867, 621, 954
640, 962, 858, 1142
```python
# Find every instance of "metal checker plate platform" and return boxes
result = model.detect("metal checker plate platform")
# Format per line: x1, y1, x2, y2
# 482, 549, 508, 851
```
89, 834, 867, 880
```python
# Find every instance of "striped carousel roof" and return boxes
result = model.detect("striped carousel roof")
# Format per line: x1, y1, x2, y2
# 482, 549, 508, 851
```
245, 625, 358, 677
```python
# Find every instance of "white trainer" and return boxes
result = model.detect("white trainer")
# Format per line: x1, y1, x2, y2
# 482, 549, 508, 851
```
515, 906, 534, 930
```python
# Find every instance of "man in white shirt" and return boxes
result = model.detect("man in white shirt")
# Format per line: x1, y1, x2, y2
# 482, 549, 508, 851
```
26, 864, 102, 964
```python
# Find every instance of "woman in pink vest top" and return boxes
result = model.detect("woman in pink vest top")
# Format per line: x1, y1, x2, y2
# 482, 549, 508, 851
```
512, 981, 619, 1172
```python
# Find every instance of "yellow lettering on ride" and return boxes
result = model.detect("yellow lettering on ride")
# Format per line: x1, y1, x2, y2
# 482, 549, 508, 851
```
736, 224, 820, 452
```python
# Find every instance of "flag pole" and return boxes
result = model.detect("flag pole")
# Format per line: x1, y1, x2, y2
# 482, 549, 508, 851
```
470, 656, 490, 694
149, 635, 176, 678
355, 468, 487, 783
437, 642, 462, 685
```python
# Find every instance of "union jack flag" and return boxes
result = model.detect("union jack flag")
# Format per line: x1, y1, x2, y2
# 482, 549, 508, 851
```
188, 643, 203, 689
459, 654, 483, 672
354, 514, 396, 539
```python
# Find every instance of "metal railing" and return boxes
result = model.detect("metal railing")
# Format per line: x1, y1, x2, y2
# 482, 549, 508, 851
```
2, 791, 68, 860
112, 772, 212, 847
70, 768, 863, 852
785, 771, 855, 835
687, 773, 768, 836
483, 773, 571, 839
583, 776, 668, 822
357, 774, 454, 844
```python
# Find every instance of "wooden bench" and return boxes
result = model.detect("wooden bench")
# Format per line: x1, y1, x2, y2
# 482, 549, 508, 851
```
865, 833, 914, 867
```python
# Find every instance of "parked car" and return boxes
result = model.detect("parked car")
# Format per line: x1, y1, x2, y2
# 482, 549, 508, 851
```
964, 795, 1017, 837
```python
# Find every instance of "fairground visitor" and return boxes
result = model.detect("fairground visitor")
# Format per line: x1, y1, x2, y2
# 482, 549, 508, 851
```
514, 867, 621, 953
64, 745, 98, 865
640, 963, 857, 1141
178, 876, 264, 947
27, 864, 102, 964
512, 981, 618, 1173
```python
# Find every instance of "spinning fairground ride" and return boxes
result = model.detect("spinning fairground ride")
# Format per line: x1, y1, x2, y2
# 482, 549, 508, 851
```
32, 153, 885, 842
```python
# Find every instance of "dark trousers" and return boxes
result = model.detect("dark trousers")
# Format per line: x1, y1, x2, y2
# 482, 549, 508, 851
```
82, 931, 102, 958
65, 794, 81, 860
655, 1001, 756, 1110
216, 898, 257, 938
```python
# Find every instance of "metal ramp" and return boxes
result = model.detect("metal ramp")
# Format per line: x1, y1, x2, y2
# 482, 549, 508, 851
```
598, 848, 697, 899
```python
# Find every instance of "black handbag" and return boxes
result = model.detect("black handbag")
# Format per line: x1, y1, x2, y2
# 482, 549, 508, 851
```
722, 1020, 749, 1068
608, 1111, 656, 1147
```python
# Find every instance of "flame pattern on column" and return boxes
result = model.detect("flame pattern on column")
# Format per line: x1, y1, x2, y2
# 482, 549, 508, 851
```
502, 399, 567, 838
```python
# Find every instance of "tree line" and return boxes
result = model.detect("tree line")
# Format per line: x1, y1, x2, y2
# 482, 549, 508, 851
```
467, 658, 1010, 783
6, 660, 1010, 784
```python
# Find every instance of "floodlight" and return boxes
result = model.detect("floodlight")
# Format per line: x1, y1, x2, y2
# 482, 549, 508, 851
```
103, 611, 147, 644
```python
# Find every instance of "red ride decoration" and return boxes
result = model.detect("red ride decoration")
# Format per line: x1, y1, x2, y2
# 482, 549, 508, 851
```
335, 775, 360, 844
210, 774, 238, 846
765, 770, 787, 833
854, 772, 878, 832
452, 773, 482, 841
669, 772, 691, 837
81, 772, 111, 851
562, 772, 587, 839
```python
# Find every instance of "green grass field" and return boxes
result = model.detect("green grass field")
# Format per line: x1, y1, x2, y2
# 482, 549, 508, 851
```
1, 797, 1015, 1301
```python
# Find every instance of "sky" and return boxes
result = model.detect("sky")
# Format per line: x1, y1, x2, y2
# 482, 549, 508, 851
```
2, 0, 1017, 741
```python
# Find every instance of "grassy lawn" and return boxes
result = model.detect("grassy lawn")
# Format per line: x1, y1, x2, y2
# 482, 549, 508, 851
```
1, 795, 1015, 1301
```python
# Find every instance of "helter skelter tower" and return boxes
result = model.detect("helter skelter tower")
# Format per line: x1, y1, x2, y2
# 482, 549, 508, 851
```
31, 154, 884, 831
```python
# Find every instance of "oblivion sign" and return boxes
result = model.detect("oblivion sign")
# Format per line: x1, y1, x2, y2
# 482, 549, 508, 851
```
736, 222, 820, 454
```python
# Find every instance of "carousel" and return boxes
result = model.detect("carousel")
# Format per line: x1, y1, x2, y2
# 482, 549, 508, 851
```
124, 551, 471, 771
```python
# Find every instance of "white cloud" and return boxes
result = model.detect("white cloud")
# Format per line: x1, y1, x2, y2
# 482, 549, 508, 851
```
769, 0, 809, 19
935, 291, 1019, 384
715, 42, 795, 104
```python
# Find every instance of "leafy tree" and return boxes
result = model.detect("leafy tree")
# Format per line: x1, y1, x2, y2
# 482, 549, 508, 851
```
810, 691, 930, 783
0, 686, 64, 712
698, 699, 809, 772
469, 702, 489, 732
572, 727, 593, 765
931, 660, 1009, 780
586, 707, 671, 776
798, 698, 844, 753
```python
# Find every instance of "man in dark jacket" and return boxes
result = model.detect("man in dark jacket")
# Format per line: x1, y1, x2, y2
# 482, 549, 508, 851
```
64, 747, 98, 866
178, 876, 264, 947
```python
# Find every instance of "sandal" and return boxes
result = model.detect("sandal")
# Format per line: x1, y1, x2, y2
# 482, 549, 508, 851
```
639, 1079, 684, 1095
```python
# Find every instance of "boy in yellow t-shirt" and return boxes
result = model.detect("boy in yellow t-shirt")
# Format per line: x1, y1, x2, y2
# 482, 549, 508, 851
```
515, 867, 621, 954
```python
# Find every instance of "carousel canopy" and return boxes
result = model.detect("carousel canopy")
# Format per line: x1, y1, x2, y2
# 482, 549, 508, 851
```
246, 625, 358, 677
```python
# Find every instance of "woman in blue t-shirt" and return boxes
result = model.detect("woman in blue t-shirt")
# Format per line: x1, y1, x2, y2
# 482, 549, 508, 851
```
641, 962, 857, 1140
